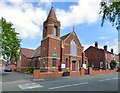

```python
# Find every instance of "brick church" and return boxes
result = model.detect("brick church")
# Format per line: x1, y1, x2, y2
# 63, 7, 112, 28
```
17, 7, 88, 72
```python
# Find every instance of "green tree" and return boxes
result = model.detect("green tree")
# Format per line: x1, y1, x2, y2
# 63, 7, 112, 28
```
100, 0, 120, 31
110, 60, 117, 69
0, 17, 21, 64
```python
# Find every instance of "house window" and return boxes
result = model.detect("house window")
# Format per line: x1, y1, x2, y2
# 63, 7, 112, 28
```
52, 58, 56, 67
70, 40, 77, 55
54, 26, 57, 36
106, 62, 108, 69
100, 62, 103, 68
91, 62, 94, 68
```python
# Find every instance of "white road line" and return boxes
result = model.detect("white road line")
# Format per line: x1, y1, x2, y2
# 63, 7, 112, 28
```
99, 77, 118, 82
18, 83, 43, 90
49, 82, 88, 90
112, 77, 118, 80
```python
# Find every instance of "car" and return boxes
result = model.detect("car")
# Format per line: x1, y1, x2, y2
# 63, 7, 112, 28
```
4, 66, 12, 72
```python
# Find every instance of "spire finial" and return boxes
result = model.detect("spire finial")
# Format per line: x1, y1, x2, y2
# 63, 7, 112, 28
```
73, 27, 75, 31
50, 0, 53, 8
52, 2, 53, 8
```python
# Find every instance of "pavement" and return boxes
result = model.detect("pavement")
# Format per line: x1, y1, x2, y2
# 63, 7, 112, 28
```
2, 71, 119, 91
2, 71, 33, 82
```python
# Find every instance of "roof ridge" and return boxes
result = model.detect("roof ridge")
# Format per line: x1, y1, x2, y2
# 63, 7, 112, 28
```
21, 48, 35, 51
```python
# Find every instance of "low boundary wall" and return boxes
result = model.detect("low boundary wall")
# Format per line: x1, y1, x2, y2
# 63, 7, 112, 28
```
33, 70, 63, 79
89, 67, 117, 75
33, 68, 85, 79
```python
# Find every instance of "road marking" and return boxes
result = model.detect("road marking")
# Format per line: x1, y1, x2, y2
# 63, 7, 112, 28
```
18, 83, 43, 90
32, 79, 45, 82
99, 77, 118, 82
49, 82, 88, 90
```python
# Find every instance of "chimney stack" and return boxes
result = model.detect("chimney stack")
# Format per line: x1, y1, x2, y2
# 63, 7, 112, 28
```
95, 41, 98, 48
111, 48, 113, 54
104, 45, 107, 51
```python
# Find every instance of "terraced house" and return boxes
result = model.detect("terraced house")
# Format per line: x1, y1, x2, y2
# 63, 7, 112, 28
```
85, 42, 119, 69
17, 7, 88, 73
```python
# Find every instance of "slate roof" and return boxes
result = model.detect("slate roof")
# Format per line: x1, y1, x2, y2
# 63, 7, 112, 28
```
60, 33, 71, 40
85, 46, 112, 54
32, 46, 41, 58
20, 48, 35, 58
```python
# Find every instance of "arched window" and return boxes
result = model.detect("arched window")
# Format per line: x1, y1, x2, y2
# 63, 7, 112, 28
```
70, 40, 77, 55
52, 58, 56, 67
54, 26, 57, 36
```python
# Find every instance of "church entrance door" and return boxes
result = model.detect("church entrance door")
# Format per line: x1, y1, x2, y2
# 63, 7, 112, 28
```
72, 61, 76, 71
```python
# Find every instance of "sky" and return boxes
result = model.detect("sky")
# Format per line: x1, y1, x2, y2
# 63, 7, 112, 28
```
0, 0, 119, 54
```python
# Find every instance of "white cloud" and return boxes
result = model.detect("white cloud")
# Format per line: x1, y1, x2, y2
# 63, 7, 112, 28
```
56, 0, 101, 29
108, 39, 118, 54
105, 41, 109, 45
0, 0, 102, 39
0, 1, 47, 39
99, 36, 109, 40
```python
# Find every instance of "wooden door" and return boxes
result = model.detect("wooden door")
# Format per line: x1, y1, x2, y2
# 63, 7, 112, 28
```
72, 62, 75, 71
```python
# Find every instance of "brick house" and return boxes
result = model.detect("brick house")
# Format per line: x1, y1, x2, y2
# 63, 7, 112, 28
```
17, 48, 35, 72
17, 7, 88, 73
85, 41, 120, 69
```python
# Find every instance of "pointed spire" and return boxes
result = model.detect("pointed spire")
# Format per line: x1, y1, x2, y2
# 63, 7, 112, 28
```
47, 7, 57, 20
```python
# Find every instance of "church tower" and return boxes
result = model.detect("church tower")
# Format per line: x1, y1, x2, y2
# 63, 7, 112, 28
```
40, 7, 61, 72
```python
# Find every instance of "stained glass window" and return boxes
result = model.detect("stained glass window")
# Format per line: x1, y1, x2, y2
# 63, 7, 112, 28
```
70, 40, 77, 55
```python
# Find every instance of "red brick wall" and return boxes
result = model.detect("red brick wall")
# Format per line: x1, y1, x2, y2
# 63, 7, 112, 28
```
16, 54, 32, 72
63, 33, 83, 56
33, 70, 85, 79
80, 68, 85, 76
21, 54, 31, 67
61, 32, 85, 71
33, 70, 63, 79
70, 71, 80, 76
85, 47, 105, 69
89, 67, 117, 75
40, 38, 49, 57
48, 38, 61, 57
107, 52, 112, 63
40, 35, 61, 72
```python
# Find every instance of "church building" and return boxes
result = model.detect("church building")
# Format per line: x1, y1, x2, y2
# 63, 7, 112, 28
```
17, 7, 88, 73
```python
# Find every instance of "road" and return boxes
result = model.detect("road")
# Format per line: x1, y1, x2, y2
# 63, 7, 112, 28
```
2, 72, 119, 91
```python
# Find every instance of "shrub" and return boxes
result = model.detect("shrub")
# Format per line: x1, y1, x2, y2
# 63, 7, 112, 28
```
110, 60, 117, 69
24, 67, 34, 74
